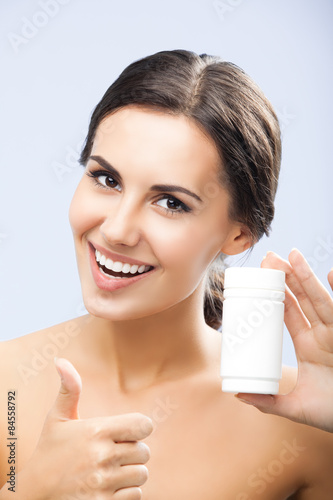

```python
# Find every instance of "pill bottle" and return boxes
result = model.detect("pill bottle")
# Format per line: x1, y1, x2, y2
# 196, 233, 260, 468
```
220, 267, 285, 394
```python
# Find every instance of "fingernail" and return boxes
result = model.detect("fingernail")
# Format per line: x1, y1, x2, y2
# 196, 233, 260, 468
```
234, 395, 256, 406
291, 247, 304, 258
54, 358, 63, 381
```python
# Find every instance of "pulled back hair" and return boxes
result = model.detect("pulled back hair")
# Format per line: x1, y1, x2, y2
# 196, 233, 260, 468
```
79, 49, 281, 330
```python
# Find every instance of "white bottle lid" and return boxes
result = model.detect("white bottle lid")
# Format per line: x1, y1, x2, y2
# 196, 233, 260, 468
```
224, 267, 285, 292
222, 378, 280, 394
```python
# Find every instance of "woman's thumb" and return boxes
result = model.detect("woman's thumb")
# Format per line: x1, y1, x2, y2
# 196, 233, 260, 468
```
51, 357, 82, 420
234, 392, 299, 423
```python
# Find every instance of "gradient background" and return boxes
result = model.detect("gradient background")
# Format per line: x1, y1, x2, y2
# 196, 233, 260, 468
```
0, 0, 332, 368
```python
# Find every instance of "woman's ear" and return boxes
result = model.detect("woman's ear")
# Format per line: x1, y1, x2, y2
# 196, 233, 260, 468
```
221, 225, 253, 256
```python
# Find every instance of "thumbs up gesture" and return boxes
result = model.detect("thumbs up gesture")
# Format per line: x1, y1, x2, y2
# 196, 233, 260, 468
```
15, 358, 153, 499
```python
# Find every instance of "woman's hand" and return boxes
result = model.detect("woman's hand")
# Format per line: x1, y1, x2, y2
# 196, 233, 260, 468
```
13, 358, 153, 499
235, 248, 333, 433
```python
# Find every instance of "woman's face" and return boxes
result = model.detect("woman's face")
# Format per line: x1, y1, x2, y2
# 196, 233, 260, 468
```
69, 105, 248, 321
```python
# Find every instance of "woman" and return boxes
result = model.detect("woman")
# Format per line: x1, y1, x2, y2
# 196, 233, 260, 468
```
0, 49, 332, 499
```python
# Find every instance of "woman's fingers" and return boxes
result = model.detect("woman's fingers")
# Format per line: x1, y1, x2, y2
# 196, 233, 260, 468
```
328, 269, 333, 291
239, 251, 333, 433
234, 392, 302, 424
262, 249, 333, 352
96, 441, 151, 467
110, 464, 149, 491
114, 487, 143, 500
288, 249, 333, 326
262, 251, 320, 326
282, 285, 311, 342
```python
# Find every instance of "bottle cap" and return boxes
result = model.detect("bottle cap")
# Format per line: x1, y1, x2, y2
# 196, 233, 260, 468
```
224, 267, 285, 292
222, 378, 280, 394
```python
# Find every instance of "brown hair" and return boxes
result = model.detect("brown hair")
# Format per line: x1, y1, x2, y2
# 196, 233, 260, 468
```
79, 49, 281, 330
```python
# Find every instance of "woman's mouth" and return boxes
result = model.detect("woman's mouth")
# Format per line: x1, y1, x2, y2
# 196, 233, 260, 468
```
95, 248, 154, 279
88, 243, 157, 291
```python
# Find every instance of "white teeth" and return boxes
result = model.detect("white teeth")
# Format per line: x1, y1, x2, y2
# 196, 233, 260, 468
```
122, 263, 131, 273
105, 258, 113, 270
94, 248, 153, 275
112, 261, 123, 273
100, 267, 123, 279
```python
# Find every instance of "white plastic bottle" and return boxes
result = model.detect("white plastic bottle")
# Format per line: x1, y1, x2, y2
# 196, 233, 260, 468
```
220, 267, 285, 394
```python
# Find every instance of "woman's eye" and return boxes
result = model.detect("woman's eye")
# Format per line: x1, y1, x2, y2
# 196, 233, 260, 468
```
156, 196, 190, 215
86, 170, 191, 216
86, 170, 121, 191
97, 174, 120, 190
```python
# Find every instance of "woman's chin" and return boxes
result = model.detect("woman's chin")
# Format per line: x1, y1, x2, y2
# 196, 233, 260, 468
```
80, 294, 153, 322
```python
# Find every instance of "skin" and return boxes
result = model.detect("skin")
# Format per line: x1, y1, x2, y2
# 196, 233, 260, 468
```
238, 250, 333, 433
0, 106, 333, 499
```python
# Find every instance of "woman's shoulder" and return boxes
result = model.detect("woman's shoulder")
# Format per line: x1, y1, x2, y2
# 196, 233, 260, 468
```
0, 316, 88, 387
0, 317, 89, 478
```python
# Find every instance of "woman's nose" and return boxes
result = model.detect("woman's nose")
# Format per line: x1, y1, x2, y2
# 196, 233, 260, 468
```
99, 197, 142, 247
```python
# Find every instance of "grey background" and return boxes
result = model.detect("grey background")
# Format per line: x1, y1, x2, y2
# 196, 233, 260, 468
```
1, 0, 332, 368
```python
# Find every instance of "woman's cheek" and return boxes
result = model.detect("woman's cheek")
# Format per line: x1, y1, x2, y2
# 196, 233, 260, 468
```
68, 181, 89, 233
183, 219, 224, 272
149, 220, 207, 272
69, 188, 101, 236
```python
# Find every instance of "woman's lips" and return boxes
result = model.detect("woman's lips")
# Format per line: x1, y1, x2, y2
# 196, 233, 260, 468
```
88, 243, 157, 292
92, 241, 154, 268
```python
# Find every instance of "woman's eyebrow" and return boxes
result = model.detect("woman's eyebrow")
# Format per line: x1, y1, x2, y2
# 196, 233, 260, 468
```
90, 155, 119, 180
150, 184, 203, 203
89, 155, 203, 203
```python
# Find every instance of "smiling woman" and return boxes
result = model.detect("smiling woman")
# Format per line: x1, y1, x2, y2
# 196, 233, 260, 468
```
69, 103, 251, 324
0, 49, 333, 500
75, 50, 281, 330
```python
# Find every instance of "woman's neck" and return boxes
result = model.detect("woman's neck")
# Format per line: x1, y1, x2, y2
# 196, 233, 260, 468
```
75, 286, 219, 393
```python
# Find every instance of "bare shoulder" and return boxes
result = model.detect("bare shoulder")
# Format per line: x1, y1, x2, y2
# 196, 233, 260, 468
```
0, 318, 77, 412
0, 333, 39, 389
0, 332, 43, 487
0, 317, 91, 486
0, 316, 87, 386
0, 317, 89, 488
